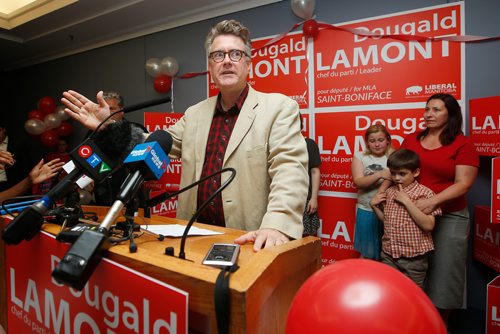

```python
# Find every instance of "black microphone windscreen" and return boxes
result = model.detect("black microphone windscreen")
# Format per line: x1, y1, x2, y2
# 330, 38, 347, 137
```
120, 96, 171, 114
93, 121, 147, 161
145, 130, 173, 154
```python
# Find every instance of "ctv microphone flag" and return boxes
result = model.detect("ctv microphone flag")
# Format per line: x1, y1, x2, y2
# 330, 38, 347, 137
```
69, 137, 117, 182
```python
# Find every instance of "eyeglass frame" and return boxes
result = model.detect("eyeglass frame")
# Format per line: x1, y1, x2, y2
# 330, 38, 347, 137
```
208, 49, 249, 63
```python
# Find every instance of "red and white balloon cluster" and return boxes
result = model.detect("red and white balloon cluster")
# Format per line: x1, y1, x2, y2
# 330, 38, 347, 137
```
291, 0, 319, 38
24, 96, 73, 147
145, 57, 179, 93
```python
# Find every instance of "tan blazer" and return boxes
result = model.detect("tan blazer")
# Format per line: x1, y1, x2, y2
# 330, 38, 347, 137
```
167, 86, 308, 239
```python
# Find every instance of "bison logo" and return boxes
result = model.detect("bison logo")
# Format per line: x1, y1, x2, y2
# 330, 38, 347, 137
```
405, 85, 423, 95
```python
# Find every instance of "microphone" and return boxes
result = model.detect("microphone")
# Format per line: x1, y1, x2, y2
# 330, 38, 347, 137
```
120, 96, 171, 114
75, 120, 146, 182
1, 120, 147, 245
51, 131, 172, 290
2, 169, 83, 245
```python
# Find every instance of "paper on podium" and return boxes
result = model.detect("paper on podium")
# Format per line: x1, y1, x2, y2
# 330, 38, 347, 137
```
140, 224, 223, 237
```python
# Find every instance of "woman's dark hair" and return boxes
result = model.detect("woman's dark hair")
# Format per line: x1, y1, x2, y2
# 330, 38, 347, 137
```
417, 93, 463, 145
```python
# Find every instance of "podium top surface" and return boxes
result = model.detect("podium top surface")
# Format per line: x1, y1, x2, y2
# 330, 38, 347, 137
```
42, 211, 321, 293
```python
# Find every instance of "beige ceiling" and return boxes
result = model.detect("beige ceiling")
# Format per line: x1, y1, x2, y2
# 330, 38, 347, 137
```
0, 0, 77, 29
0, 0, 283, 71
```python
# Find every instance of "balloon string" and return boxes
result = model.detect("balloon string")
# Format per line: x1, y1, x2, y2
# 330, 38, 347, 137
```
170, 78, 175, 113
175, 70, 209, 79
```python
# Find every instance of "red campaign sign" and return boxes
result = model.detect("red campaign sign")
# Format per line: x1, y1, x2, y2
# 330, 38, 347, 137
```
314, 108, 424, 193
150, 190, 178, 218
208, 32, 309, 108
144, 112, 182, 191
314, 3, 462, 107
144, 112, 182, 132
5, 229, 188, 334
473, 206, 500, 272
317, 196, 360, 264
492, 157, 500, 224
487, 275, 500, 334
469, 96, 500, 157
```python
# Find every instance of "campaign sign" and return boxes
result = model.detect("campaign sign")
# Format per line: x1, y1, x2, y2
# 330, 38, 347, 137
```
144, 112, 182, 193
492, 157, 500, 224
208, 32, 309, 108
317, 195, 360, 264
469, 96, 500, 157
473, 206, 500, 272
487, 275, 500, 334
150, 190, 178, 218
314, 108, 423, 193
5, 228, 188, 334
314, 3, 463, 108
144, 112, 182, 133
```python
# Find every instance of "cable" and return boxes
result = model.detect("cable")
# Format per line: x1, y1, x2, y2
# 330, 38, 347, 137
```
1, 195, 43, 218
146, 167, 236, 259
178, 168, 236, 259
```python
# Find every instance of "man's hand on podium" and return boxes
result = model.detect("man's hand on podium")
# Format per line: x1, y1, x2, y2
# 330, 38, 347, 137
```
234, 228, 290, 252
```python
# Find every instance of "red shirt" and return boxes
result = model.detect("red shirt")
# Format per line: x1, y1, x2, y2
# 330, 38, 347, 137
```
196, 85, 248, 226
381, 181, 441, 258
402, 132, 479, 213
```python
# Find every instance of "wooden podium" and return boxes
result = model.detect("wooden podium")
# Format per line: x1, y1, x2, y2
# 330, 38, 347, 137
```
1, 207, 322, 333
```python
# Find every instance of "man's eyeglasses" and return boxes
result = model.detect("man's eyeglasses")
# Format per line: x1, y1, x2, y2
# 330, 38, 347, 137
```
208, 49, 248, 63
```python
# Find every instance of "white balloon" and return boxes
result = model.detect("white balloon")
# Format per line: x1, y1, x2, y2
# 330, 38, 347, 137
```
145, 58, 162, 77
54, 105, 70, 121
160, 57, 179, 77
44, 113, 61, 129
24, 118, 46, 135
291, 0, 315, 19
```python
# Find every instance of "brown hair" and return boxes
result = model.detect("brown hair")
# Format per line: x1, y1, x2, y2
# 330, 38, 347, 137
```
387, 148, 420, 172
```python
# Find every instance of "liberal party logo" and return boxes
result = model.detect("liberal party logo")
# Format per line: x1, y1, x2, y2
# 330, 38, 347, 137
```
405, 85, 423, 96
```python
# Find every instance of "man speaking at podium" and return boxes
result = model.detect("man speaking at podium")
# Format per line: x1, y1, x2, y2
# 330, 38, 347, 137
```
61, 19, 309, 251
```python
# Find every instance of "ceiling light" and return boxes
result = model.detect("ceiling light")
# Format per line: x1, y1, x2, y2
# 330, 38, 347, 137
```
0, 0, 78, 30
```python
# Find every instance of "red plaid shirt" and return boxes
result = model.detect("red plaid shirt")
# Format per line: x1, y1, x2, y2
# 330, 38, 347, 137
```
196, 85, 248, 226
381, 181, 442, 258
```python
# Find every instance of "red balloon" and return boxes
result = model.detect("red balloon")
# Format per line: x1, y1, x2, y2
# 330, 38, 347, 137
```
303, 19, 319, 38
55, 121, 73, 137
153, 74, 172, 93
28, 109, 45, 120
38, 96, 57, 115
286, 259, 446, 334
40, 130, 59, 147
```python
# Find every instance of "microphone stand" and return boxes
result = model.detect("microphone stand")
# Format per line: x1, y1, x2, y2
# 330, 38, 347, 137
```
146, 168, 236, 260
112, 197, 140, 253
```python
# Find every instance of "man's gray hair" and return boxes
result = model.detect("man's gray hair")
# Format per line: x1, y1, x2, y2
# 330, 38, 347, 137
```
205, 19, 252, 59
